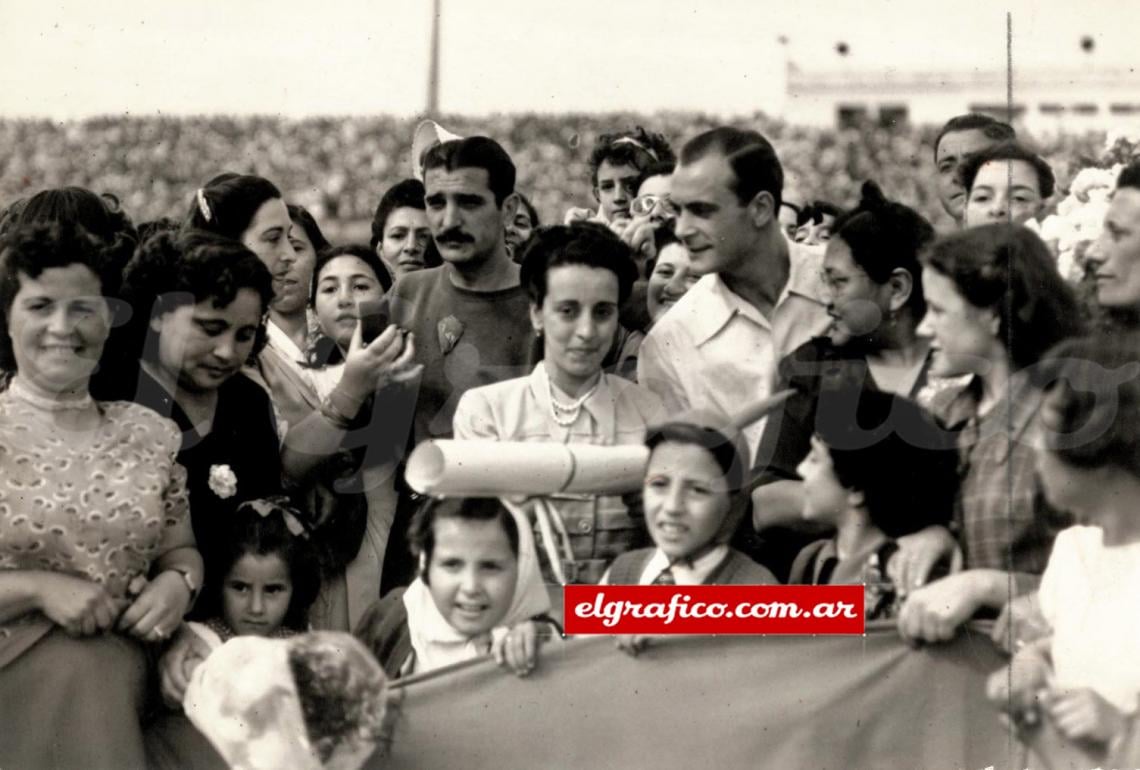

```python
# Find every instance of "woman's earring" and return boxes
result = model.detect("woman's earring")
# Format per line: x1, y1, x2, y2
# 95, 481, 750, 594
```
535, 328, 543, 338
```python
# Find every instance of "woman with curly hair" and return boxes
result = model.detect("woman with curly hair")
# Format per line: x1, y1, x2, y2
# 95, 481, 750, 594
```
109, 229, 282, 590
0, 221, 202, 769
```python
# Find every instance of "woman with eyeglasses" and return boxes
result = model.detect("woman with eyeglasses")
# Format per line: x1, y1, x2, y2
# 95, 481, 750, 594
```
751, 182, 941, 580
619, 162, 679, 335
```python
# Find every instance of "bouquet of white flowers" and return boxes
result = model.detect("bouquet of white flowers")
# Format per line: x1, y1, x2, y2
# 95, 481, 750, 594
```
1037, 127, 1140, 283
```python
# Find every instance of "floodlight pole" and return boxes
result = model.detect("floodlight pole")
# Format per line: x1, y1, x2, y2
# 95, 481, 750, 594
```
427, 0, 441, 116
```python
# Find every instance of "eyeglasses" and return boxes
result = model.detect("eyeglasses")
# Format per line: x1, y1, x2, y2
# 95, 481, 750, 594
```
630, 194, 680, 218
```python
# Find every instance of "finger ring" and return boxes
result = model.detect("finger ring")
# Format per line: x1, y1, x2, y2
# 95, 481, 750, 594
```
153, 627, 167, 639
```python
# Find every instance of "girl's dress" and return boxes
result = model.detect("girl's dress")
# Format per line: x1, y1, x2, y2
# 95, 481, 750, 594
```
0, 378, 195, 769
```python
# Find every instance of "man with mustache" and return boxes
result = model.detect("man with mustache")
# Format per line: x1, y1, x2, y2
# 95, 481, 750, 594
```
382, 136, 537, 587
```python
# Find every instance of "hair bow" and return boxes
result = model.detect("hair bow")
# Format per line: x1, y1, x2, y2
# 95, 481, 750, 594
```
244, 496, 309, 539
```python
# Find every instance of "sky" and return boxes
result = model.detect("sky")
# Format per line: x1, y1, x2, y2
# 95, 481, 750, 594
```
0, 0, 1137, 118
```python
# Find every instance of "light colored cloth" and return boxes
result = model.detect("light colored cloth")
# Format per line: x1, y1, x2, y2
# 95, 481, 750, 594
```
0, 382, 193, 667
637, 545, 730, 586
453, 362, 666, 582
303, 362, 396, 632
402, 503, 550, 675
1038, 525, 1140, 714
637, 243, 830, 463
311, 362, 346, 402
184, 632, 387, 770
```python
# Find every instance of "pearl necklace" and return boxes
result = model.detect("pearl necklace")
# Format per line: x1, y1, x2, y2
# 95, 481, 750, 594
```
547, 375, 601, 427
7, 376, 95, 412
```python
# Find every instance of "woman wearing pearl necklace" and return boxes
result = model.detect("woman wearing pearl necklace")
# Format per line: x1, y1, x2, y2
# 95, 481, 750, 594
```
453, 223, 666, 585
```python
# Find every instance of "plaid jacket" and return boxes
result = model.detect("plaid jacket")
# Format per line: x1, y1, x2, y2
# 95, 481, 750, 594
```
931, 374, 1072, 574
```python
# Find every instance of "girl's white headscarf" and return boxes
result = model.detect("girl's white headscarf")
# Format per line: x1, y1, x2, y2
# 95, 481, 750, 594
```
402, 499, 550, 674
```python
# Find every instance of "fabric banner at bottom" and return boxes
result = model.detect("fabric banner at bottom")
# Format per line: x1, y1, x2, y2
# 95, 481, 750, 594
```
376, 623, 1022, 769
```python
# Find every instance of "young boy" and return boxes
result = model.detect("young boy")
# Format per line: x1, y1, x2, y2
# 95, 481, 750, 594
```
790, 390, 958, 620
604, 413, 777, 587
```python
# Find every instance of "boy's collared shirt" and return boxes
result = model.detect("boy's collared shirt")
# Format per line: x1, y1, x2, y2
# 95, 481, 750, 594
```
638, 545, 730, 586
638, 242, 830, 464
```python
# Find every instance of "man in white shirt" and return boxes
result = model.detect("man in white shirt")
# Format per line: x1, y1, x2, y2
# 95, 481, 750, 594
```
637, 127, 829, 464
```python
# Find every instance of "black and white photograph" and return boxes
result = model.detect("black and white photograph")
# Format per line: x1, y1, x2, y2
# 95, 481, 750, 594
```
2, 0, 1140, 767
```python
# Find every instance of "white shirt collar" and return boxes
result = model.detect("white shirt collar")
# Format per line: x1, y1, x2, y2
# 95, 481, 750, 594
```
683, 241, 826, 347
265, 320, 309, 367
641, 545, 730, 586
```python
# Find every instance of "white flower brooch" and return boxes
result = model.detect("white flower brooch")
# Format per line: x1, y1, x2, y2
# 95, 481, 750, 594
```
208, 464, 238, 499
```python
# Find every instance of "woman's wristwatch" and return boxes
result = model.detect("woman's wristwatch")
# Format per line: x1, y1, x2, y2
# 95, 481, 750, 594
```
161, 566, 201, 606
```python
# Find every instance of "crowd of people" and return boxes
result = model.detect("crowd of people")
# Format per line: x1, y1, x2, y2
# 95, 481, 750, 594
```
1, 110, 1139, 768
0, 114, 1109, 237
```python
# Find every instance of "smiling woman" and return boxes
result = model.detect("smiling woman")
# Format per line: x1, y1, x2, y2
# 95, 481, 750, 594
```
0, 222, 202, 770
105, 230, 283, 611
452, 224, 667, 585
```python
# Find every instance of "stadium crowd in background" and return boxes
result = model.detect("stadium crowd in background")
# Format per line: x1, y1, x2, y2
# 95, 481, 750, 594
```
1, 107, 1140, 769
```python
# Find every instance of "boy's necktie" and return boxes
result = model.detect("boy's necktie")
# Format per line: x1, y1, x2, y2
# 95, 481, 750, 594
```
652, 566, 676, 585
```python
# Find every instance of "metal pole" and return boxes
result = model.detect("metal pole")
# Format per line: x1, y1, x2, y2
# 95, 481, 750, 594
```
427, 0, 441, 116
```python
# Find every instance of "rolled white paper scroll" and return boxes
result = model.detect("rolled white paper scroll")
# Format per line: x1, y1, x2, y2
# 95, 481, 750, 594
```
404, 390, 794, 499
405, 440, 650, 497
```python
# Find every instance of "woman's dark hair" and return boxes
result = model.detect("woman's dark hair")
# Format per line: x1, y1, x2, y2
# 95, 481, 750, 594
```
310, 243, 393, 304
367, 180, 443, 270
288, 204, 330, 254
645, 228, 682, 280
200, 498, 322, 631
519, 223, 639, 307
1035, 334, 1140, 479
960, 141, 1056, 199
137, 217, 181, 242
814, 389, 958, 538
306, 244, 394, 368
4, 187, 138, 282
590, 127, 676, 187
830, 181, 935, 319
0, 222, 124, 373
186, 173, 282, 240
408, 497, 520, 584
369, 179, 425, 251
636, 160, 676, 193
118, 229, 274, 363
516, 192, 540, 228
921, 223, 1085, 369
796, 200, 843, 228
